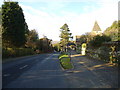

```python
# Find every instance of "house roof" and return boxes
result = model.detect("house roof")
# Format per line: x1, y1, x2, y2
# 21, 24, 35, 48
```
92, 21, 101, 31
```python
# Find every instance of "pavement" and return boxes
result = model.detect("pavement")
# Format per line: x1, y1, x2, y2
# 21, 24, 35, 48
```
66, 50, 118, 88
2, 51, 118, 88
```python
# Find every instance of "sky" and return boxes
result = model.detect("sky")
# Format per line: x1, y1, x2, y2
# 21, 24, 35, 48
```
0, 0, 119, 41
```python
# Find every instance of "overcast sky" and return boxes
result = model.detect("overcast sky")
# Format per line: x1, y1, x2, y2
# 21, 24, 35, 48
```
0, 0, 119, 41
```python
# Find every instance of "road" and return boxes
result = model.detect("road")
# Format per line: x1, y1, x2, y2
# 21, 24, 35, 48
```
2, 52, 118, 88
2, 53, 51, 88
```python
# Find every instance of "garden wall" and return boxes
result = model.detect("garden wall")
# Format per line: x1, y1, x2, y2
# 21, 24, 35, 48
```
86, 41, 120, 65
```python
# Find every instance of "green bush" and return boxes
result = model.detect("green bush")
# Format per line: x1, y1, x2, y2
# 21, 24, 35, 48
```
89, 35, 111, 48
59, 54, 69, 60
2, 48, 35, 59
118, 53, 120, 64
58, 53, 73, 69
97, 46, 111, 62
59, 52, 68, 58
60, 57, 73, 69
86, 46, 111, 62
2, 48, 11, 58
86, 46, 119, 64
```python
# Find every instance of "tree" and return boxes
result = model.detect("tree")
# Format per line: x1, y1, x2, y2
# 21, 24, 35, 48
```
0, 7, 2, 47
53, 43, 60, 52
118, 20, 120, 41
59, 23, 72, 52
25, 29, 39, 49
38, 36, 53, 53
76, 32, 93, 46
2, 2, 28, 48
0, 7, 1, 25
104, 21, 118, 41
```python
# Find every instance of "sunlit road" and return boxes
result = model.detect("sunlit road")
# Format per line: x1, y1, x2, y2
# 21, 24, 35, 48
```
2, 52, 118, 88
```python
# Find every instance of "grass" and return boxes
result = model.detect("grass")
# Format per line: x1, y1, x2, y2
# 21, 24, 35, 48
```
58, 53, 73, 69
58, 54, 69, 59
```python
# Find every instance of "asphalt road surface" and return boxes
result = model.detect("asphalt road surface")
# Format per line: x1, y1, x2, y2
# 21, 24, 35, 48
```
2, 52, 118, 88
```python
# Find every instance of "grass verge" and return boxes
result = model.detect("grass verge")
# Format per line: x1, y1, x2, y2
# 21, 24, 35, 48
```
58, 53, 73, 70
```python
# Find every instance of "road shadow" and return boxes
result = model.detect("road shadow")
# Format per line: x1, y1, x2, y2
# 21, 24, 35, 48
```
69, 50, 118, 88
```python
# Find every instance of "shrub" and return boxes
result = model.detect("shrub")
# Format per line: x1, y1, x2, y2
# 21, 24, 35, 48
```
2, 48, 11, 58
97, 46, 111, 62
89, 35, 111, 48
58, 53, 73, 69
2, 48, 35, 59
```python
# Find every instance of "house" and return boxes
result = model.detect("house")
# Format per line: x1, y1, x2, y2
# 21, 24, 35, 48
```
91, 21, 102, 36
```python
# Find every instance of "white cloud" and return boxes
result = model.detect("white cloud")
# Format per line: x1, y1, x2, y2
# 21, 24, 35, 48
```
0, 0, 118, 41
20, 4, 62, 40
19, 0, 118, 41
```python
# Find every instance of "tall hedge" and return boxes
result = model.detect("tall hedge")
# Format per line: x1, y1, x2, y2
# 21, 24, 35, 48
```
89, 35, 111, 48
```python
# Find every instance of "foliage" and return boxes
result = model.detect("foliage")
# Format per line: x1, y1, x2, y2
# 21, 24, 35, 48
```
86, 45, 119, 64
0, 7, 2, 25
118, 20, 120, 41
78, 35, 87, 44
25, 29, 39, 49
53, 43, 60, 51
97, 46, 111, 62
76, 32, 93, 54
26, 30, 53, 53
82, 43, 86, 48
2, 2, 54, 59
89, 35, 111, 48
59, 23, 72, 52
2, 2, 28, 47
60, 58, 73, 69
58, 53, 73, 69
2, 48, 35, 59
104, 21, 119, 41
59, 54, 69, 59
38, 37, 53, 53
79, 32, 94, 44
3, 35, 53, 59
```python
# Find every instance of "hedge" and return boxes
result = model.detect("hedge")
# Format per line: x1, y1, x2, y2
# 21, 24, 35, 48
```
2, 48, 35, 59
86, 46, 119, 64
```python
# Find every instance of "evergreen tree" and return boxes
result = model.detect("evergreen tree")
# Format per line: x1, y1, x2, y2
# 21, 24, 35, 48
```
59, 23, 72, 52
2, 2, 28, 48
